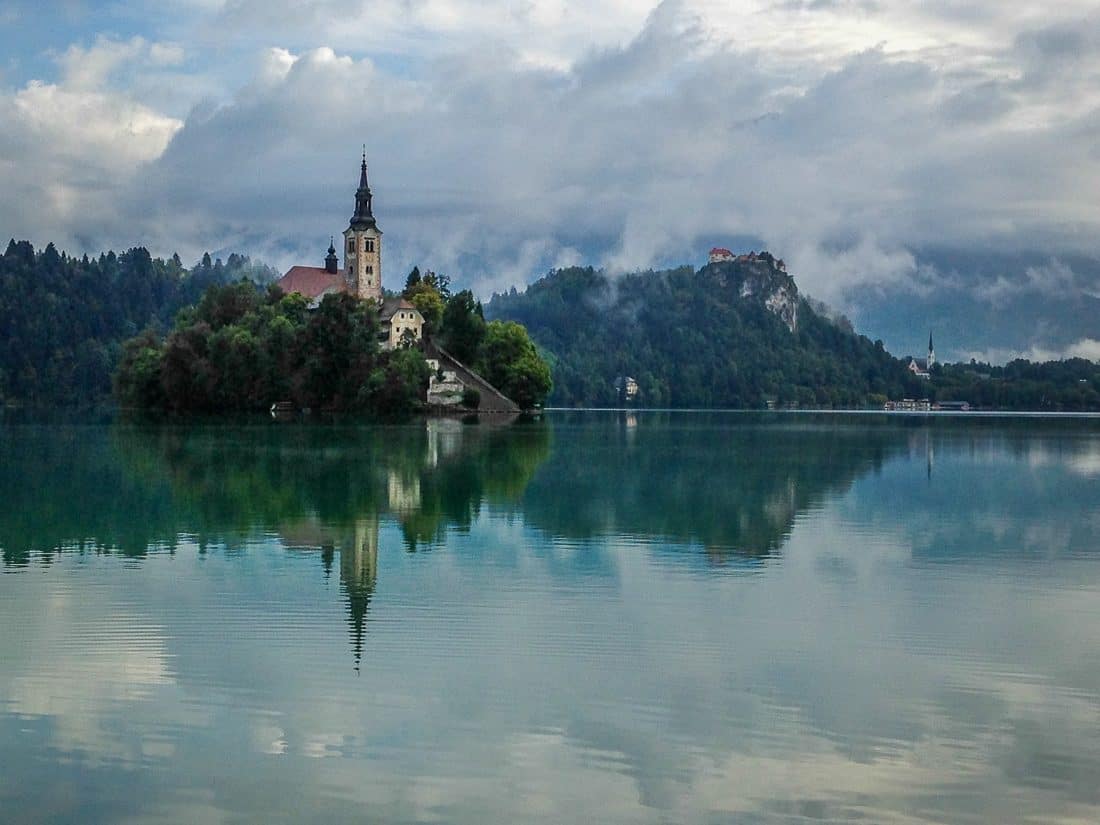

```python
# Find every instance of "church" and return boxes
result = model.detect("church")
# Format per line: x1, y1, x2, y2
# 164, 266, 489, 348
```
275, 153, 424, 350
907, 332, 936, 379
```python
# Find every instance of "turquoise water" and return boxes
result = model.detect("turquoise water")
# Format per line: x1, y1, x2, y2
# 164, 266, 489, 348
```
2, 412, 1099, 823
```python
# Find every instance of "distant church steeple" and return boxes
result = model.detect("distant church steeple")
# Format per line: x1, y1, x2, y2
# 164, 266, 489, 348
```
342, 148, 383, 302
928, 331, 935, 368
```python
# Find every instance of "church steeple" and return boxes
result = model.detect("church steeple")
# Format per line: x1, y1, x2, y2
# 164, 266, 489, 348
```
351, 148, 376, 230
927, 330, 935, 368
343, 149, 383, 301
325, 237, 339, 274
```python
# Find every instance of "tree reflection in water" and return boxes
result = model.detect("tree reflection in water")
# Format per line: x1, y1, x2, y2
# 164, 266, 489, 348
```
7, 413, 1082, 665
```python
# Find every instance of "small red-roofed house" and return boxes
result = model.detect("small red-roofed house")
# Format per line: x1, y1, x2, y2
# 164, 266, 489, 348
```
709, 247, 735, 264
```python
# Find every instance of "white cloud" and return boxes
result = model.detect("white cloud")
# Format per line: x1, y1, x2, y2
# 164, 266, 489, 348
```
964, 337, 1100, 365
974, 258, 1079, 305
0, 75, 180, 244
6, 1, 1100, 309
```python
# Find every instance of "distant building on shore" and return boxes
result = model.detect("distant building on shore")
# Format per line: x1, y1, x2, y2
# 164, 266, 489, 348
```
275, 152, 424, 351
907, 331, 936, 378
614, 375, 639, 404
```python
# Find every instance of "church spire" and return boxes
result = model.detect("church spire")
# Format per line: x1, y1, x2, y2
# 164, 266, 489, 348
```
325, 236, 339, 274
350, 148, 376, 230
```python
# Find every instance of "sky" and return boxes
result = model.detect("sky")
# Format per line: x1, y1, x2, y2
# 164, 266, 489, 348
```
2, 0, 1100, 357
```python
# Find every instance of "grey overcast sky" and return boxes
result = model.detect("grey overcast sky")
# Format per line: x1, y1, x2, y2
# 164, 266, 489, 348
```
3, 0, 1100, 338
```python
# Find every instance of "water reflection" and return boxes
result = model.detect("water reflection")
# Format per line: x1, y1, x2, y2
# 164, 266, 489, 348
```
519, 412, 910, 561
1, 413, 1100, 823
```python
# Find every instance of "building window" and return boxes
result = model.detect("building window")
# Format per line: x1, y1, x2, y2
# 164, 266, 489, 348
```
349, 265, 354, 276
366, 239, 375, 252
365, 265, 373, 274
348, 240, 356, 253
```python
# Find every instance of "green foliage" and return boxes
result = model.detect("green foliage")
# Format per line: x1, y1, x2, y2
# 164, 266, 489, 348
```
408, 288, 444, 333
462, 387, 481, 409
486, 262, 1100, 411
0, 239, 276, 407
114, 330, 166, 409
441, 290, 487, 365
402, 267, 448, 333
480, 321, 553, 409
931, 358, 1100, 411
486, 263, 922, 408
114, 284, 428, 416
359, 347, 432, 416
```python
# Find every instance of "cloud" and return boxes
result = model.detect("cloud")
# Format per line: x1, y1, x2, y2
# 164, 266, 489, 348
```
4, 1, 1100, 312
973, 258, 1078, 305
964, 337, 1100, 365
0, 58, 181, 247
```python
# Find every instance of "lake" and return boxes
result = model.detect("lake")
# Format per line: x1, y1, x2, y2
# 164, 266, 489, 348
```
2, 412, 1099, 824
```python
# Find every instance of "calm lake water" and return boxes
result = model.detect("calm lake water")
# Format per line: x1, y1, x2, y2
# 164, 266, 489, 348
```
2, 412, 1100, 824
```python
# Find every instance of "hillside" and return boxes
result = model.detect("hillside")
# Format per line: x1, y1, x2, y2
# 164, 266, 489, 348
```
0, 240, 276, 407
486, 259, 922, 408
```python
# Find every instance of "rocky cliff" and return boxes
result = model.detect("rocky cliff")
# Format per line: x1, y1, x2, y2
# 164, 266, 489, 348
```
703, 258, 800, 333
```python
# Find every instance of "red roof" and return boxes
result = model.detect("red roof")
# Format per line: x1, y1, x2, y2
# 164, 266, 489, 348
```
710, 247, 733, 256
276, 266, 347, 300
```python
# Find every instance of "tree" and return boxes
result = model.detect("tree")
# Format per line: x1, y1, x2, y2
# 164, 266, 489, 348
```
359, 347, 431, 416
480, 321, 552, 409
409, 288, 444, 333
114, 330, 165, 409
441, 290, 486, 365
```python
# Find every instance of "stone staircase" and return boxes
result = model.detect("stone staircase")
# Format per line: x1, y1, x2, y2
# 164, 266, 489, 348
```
423, 340, 520, 413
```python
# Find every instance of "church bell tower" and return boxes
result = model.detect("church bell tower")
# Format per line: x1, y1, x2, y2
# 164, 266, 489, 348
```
342, 150, 383, 302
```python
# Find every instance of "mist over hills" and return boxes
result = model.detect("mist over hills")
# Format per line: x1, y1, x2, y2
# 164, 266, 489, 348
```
486, 258, 924, 409
3, 235, 1098, 411
844, 248, 1100, 364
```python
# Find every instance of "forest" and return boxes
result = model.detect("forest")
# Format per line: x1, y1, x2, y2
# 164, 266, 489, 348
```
931, 359, 1100, 411
0, 240, 274, 406
486, 263, 926, 408
4, 239, 1099, 412
486, 262, 1100, 410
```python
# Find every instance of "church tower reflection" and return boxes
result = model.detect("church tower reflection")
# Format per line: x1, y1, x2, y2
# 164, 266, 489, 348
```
282, 515, 380, 671
342, 516, 379, 672
271, 416, 547, 668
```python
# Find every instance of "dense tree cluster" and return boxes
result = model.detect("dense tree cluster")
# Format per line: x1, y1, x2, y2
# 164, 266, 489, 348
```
932, 359, 1100, 411
0, 240, 275, 406
113, 266, 552, 415
486, 264, 924, 408
115, 282, 430, 415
